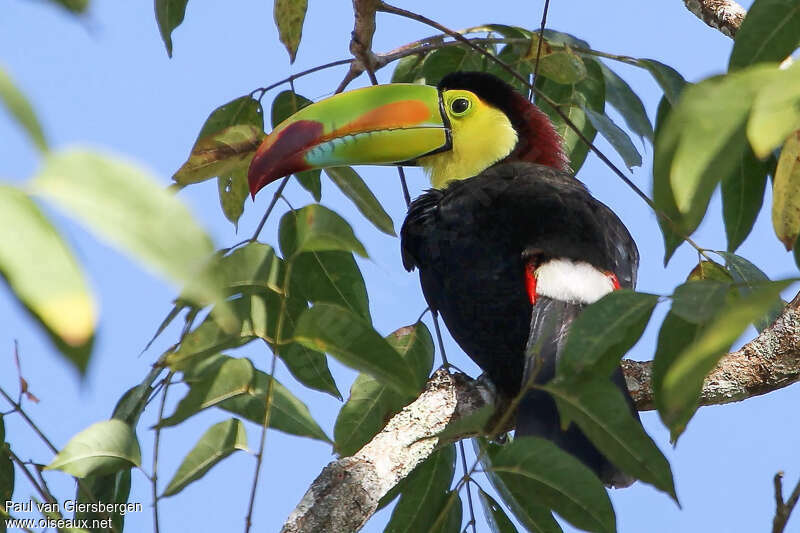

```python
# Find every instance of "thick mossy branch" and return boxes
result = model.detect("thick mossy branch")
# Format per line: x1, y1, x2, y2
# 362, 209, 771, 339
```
281, 292, 800, 533
682, 0, 746, 37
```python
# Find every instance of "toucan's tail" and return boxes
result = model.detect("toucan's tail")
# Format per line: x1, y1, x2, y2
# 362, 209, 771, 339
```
514, 296, 637, 488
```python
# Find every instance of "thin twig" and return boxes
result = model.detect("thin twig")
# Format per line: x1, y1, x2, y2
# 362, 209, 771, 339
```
250, 176, 290, 242
244, 350, 279, 533
249, 59, 353, 101
151, 372, 173, 533
532, 0, 551, 86
244, 257, 292, 532
7, 449, 60, 515
0, 386, 57, 454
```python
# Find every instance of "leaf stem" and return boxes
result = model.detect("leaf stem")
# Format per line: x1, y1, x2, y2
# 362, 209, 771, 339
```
151, 371, 174, 533
244, 260, 291, 532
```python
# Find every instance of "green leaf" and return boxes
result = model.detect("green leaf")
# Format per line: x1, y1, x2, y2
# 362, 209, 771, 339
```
385, 445, 456, 533
795, 235, 800, 270
557, 290, 660, 379
218, 167, 249, 228
652, 96, 685, 263
162, 418, 247, 497
637, 59, 686, 106
0, 418, 12, 505
772, 132, 800, 250
154, 0, 189, 58
184, 242, 284, 300
543, 379, 677, 500
391, 54, 425, 83
478, 488, 519, 533
270, 90, 313, 127
651, 311, 703, 436
293, 303, 420, 397
289, 251, 370, 322
279, 204, 367, 258
334, 322, 433, 455
295, 169, 322, 202
583, 106, 642, 169
277, 342, 340, 399
535, 57, 605, 173
434, 405, 494, 444
717, 251, 785, 331
46, 420, 141, 478
274, 0, 307, 62
475, 439, 563, 533
214, 242, 284, 295
219, 365, 330, 442
0, 186, 96, 371
535, 50, 588, 85
47, 0, 89, 14
687, 260, 734, 282
671, 280, 730, 323
165, 291, 293, 371
729, 0, 800, 69
421, 47, 485, 87
0, 65, 47, 152
747, 62, 800, 157
653, 65, 780, 246
489, 436, 615, 533
173, 124, 264, 185
721, 147, 770, 252
74, 469, 131, 533
325, 167, 395, 236
431, 492, 462, 533
201, 95, 264, 139
111, 383, 153, 426
598, 62, 654, 142
33, 149, 222, 309
166, 354, 330, 441
658, 281, 791, 439
160, 356, 254, 427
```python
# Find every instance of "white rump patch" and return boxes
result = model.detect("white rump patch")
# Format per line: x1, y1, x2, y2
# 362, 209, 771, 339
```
535, 258, 615, 304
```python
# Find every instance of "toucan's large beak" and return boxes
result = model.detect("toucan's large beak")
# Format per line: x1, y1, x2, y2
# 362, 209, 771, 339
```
248, 84, 450, 197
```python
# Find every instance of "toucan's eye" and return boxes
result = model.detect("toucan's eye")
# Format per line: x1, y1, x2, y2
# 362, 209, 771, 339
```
450, 97, 471, 115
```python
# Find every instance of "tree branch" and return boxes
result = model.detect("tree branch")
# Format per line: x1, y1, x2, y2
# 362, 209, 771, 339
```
772, 471, 800, 533
337, 0, 380, 92
682, 0, 746, 38
281, 292, 800, 533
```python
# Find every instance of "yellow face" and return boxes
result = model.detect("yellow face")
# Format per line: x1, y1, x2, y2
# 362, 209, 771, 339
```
418, 89, 518, 189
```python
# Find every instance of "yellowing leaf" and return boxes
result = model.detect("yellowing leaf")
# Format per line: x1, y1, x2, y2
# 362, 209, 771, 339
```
32, 149, 222, 312
173, 124, 265, 185
747, 61, 800, 157
0, 185, 95, 371
772, 131, 800, 250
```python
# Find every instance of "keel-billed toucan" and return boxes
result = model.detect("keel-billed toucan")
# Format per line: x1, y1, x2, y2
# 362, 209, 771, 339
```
248, 71, 641, 487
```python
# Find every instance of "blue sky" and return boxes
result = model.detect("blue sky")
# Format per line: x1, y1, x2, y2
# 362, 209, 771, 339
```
2, 1, 799, 532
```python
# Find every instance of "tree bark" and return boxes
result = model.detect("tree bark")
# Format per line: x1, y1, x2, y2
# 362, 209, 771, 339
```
281, 293, 800, 533
681, 0, 746, 38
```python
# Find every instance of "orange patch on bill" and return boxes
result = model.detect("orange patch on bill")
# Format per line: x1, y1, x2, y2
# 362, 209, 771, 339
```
332, 100, 432, 138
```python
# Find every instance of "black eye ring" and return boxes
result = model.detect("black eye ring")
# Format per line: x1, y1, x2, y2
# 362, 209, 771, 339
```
450, 97, 470, 114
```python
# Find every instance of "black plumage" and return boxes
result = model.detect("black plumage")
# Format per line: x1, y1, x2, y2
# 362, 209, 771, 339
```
401, 161, 640, 486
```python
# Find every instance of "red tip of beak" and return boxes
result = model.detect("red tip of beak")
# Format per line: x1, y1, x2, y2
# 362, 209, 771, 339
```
248, 120, 323, 198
